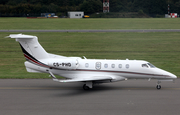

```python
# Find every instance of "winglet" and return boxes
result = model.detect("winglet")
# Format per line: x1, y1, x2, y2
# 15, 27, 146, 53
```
48, 71, 59, 82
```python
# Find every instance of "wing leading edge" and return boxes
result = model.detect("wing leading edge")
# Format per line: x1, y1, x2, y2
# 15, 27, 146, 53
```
48, 71, 126, 83
59, 76, 113, 82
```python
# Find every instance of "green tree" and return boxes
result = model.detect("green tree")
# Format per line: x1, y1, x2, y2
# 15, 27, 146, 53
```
80, 0, 102, 14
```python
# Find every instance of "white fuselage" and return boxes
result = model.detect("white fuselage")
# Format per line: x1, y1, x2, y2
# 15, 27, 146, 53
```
8, 34, 177, 90
25, 58, 177, 82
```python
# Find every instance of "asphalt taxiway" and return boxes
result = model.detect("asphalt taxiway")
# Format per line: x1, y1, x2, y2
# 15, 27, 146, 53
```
0, 79, 179, 115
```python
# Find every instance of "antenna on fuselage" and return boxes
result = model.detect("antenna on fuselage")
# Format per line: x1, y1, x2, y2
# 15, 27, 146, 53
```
83, 56, 87, 59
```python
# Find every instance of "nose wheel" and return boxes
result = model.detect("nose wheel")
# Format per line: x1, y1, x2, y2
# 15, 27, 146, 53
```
156, 85, 161, 89
156, 81, 161, 90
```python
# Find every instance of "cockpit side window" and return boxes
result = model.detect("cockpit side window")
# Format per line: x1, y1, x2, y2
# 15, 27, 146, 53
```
142, 64, 148, 68
147, 63, 156, 68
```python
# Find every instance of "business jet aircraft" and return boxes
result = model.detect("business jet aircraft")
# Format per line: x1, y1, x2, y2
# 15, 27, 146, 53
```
7, 34, 177, 90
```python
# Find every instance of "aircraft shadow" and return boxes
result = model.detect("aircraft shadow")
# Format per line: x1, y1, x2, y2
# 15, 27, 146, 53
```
51, 84, 157, 97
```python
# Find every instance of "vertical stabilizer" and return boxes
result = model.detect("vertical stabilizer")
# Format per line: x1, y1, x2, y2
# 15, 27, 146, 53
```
7, 34, 49, 60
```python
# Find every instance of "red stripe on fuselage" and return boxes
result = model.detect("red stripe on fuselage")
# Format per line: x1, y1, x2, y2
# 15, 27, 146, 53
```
24, 54, 49, 68
22, 53, 171, 78
75, 69, 171, 78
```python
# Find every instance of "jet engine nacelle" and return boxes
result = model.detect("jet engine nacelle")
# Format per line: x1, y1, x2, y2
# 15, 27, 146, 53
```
48, 59, 78, 70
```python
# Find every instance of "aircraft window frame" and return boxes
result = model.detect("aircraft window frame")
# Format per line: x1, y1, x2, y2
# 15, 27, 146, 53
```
85, 63, 89, 68
104, 64, 108, 68
142, 64, 148, 68
111, 64, 115, 68
118, 64, 122, 68
126, 64, 129, 69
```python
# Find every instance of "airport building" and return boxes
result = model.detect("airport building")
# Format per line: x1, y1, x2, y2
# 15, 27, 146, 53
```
68, 12, 84, 18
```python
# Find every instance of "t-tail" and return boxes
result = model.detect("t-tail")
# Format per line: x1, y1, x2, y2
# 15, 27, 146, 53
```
7, 34, 49, 60
7, 34, 78, 74
7, 34, 52, 73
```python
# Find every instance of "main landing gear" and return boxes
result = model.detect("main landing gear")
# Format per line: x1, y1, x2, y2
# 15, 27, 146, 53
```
83, 84, 90, 90
156, 81, 161, 90
83, 81, 93, 90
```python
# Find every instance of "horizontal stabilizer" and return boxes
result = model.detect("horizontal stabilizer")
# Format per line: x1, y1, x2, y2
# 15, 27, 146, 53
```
6, 34, 35, 39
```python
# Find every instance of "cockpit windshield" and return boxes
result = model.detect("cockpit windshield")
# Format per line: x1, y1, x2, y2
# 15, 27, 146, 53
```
142, 63, 156, 68
147, 63, 156, 68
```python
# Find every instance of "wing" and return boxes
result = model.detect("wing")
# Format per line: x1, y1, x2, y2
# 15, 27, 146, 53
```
48, 71, 126, 83
59, 76, 112, 82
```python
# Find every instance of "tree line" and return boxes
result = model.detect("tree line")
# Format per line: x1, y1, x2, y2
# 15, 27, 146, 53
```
0, 0, 180, 17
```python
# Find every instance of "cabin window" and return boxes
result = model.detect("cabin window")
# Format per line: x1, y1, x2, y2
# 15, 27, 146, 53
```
85, 63, 89, 68
95, 62, 101, 70
118, 64, 122, 68
126, 64, 129, 69
104, 64, 108, 68
111, 64, 115, 68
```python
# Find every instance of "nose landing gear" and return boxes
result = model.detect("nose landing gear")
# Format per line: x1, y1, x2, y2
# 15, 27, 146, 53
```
156, 81, 161, 90
156, 84, 161, 89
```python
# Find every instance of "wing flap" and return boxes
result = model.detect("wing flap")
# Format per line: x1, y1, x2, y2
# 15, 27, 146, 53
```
59, 76, 112, 82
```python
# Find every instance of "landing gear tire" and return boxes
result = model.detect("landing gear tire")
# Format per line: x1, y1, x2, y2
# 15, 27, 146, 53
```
83, 84, 90, 90
156, 85, 161, 90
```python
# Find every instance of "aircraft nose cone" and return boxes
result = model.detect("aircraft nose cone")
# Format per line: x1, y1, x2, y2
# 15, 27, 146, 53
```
170, 73, 177, 79
157, 68, 177, 79
167, 72, 177, 79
